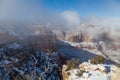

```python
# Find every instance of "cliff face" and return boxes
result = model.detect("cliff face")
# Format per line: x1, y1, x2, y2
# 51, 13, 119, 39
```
53, 30, 94, 42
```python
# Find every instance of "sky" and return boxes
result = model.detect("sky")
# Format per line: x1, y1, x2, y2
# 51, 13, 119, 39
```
41, 0, 120, 17
0, 0, 120, 19
0, 0, 120, 29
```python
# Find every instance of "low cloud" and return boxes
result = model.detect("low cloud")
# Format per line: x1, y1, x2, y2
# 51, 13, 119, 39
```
61, 11, 81, 28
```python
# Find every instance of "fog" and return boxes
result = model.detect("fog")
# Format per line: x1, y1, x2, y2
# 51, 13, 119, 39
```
0, 0, 120, 40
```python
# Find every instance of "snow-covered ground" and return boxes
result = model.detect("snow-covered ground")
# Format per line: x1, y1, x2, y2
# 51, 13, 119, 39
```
58, 40, 120, 63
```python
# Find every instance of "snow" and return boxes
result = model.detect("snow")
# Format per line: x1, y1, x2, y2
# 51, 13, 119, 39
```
88, 71, 109, 80
65, 70, 110, 80
10, 58, 19, 62
14, 67, 25, 75
67, 68, 110, 80
8, 43, 21, 49
82, 72, 90, 79
2, 60, 10, 64
64, 61, 112, 80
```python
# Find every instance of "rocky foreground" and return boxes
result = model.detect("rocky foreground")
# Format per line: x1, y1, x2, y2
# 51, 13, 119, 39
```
0, 42, 120, 80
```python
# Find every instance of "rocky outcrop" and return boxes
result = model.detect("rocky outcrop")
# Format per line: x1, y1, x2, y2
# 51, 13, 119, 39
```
62, 62, 109, 80
79, 62, 107, 73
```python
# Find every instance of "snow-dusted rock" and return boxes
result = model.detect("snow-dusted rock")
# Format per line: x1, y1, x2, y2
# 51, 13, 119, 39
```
62, 62, 109, 80
62, 65, 68, 71
62, 68, 83, 80
79, 62, 106, 73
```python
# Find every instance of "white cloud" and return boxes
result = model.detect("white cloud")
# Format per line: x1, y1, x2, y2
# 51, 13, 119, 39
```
61, 11, 81, 27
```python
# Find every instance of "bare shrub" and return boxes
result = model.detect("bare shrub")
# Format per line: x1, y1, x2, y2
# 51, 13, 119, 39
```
90, 55, 105, 64
116, 63, 120, 67
66, 58, 80, 71
29, 28, 57, 52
